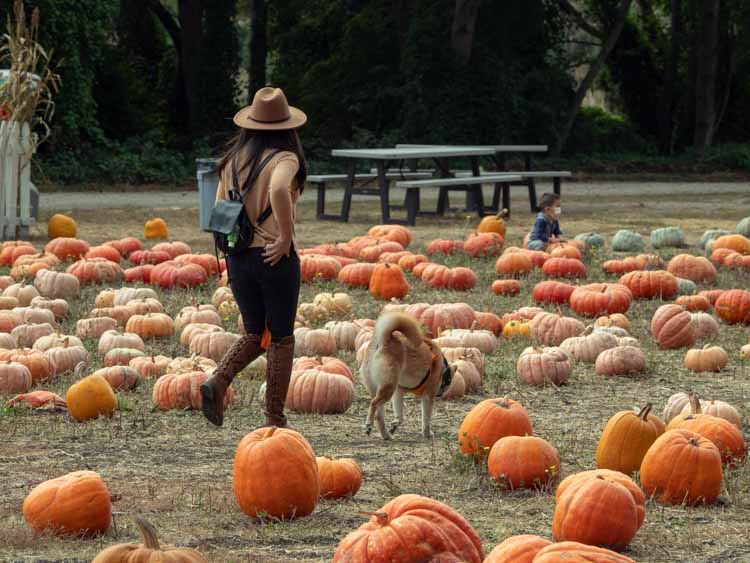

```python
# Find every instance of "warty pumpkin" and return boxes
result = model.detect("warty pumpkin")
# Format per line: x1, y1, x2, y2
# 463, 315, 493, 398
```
487, 435, 560, 491
595, 404, 664, 475
458, 397, 533, 458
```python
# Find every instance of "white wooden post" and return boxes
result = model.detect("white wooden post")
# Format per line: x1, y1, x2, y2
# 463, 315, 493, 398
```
18, 123, 33, 238
0, 120, 9, 238
0, 120, 34, 240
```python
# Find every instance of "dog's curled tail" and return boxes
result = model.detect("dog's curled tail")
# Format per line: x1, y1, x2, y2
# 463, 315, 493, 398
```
374, 312, 424, 348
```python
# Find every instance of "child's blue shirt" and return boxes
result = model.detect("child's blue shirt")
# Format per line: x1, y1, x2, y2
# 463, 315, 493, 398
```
529, 212, 562, 243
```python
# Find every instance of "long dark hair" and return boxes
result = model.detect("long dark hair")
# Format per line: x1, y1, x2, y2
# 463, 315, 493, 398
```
219, 128, 307, 191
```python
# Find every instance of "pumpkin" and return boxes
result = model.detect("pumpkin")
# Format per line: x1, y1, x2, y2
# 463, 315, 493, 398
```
421, 264, 477, 291
550, 245, 582, 260
640, 429, 723, 505
85, 245, 122, 264
126, 298, 164, 316
129, 249, 171, 266
189, 331, 240, 362
89, 306, 133, 326
667, 254, 716, 283
152, 241, 192, 258
325, 320, 366, 351
445, 359, 481, 395
6, 389, 66, 409
0, 347, 56, 382
675, 277, 698, 296
47, 213, 78, 239
650, 226, 685, 248
93, 366, 140, 391
4, 282, 40, 306
611, 230, 645, 252
463, 232, 504, 257
682, 398, 740, 428
516, 346, 571, 386
530, 311, 584, 346
532, 280, 575, 305
501, 319, 531, 340
662, 391, 691, 423
0, 332, 16, 349
129, 354, 171, 379
1, 245, 37, 268
153, 370, 232, 410
44, 237, 90, 261
477, 212, 507, 237
294, 356, 353, 380
333, 494, 483, 563
426, 238, 464, 255
46, 341, 89, 373
560, 328, 618, 363
569, 283, 632, 317
0, 361, 32, 394
13, 306, 55, 325
736, 216, 750, 237
316, 456, 362, 499
595, 404, 664, 475
651, 304, 694, 349
595, 346, 646, 376
667, 394, 745, 465
534, 542, 635, 563
359, 241, 404, 262
104, 348, 145, 368
676, 294, 710, 311
406, 302, 476, 337
313, 292, 353, 316
458, 397, 533, 458
66, 366, 118, 421
711, 233, 750, 255
714, 289, 750, 324
299, 254, 341, 282
150, 261, 208, 289
442, 347, 485, 377
685, 344, 728, 372
123, 265, 155, 283
438, 327, 498, 354
33, 269, 80, 300
366, 263, 408, 300
491, 279, 521, 296
483, 535, 551, 563
337, 263, 376, 288
10, 322, 52, 348
180, 323, 225, 347
144, 217, 168, 239
30, 296, 69, 319
495, 253, 534, 277
104, 237, 142, 257
23, 470, 111, 537
619, 270, 678, 300
0, 310, 21, 332
0, 295, 18, 310
92, 515, 206, 562
397, 253, 428, 272
113, 287, 159, 306
233, 426, 319, 519
98, 329, 145, 354
368, 225, 412, 247
294, 327, 337, 356
167, 355, 217, 374
575, 232, 604, 249
552, 474, 640, 550
126, 313, 174, 339
67, 258, 123, 285
174, 304, 222, 331
700, 229, 731, 250
487, 435, 560, 491
689, 312, 718, 342
473, 311, 503, 336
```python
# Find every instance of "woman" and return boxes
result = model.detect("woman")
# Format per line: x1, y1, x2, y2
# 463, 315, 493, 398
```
200, 87, 307, 428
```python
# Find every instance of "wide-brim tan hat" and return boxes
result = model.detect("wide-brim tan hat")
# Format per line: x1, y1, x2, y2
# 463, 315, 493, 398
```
233, 87, 307, 130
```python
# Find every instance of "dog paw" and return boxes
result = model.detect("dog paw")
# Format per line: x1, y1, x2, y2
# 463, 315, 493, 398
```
365, 424, 373, 436
389, 421, 400, 435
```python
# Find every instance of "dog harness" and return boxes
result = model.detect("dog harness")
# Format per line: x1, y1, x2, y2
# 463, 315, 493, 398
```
399, 355, 452, 397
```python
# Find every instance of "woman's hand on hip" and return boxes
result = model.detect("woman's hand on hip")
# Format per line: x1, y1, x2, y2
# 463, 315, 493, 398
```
263, 237, 292, 266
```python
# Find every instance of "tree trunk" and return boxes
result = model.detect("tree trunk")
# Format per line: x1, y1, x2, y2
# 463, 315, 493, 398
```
656, 0, 682, 154
178, 0, 204, 136
693, 0, 720, 155
451, 0, 482, 64
248, 0, 267, 101
393, 0, 416, 54
554, 0, 634, 156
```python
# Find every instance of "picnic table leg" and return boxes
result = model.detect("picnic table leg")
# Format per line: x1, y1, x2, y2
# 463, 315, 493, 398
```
405, 188, 418, 226
553, 176, 562, 196
502, 183, 511, 217
525, 154, 538, 212
465, 156, 482, 212
316, 182, 326, 219
340, 159, 356, 222
434, 157, 451, 215
376, 161, 392, 224
494, 153, 511, 216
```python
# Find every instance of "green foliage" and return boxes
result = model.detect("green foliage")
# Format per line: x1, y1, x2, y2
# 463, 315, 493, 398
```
567, 107, 652, 155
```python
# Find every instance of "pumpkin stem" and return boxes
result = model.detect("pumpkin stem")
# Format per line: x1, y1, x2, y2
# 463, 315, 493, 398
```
362, 511, 390, 527
497, 396, 511, 409
264, 426, 278, 438
688, 392, 702, 415
583, 325, 594, 336
638, 403, 653, 420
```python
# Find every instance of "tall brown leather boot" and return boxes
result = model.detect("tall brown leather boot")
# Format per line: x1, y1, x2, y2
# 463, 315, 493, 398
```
265, 335, 295, 428
200, 333, 264, 427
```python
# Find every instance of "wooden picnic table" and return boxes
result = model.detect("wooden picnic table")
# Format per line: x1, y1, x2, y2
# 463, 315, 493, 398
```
395, 144, 549, 213
328, 146, 499, 225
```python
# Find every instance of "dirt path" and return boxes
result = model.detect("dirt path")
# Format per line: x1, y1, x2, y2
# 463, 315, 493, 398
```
40, 182, 749, 211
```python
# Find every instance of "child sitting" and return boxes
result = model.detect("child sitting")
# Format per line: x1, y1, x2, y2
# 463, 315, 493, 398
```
527, 192, 563, 251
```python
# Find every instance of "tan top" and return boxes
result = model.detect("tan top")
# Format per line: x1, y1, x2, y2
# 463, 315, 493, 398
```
215, 149, 300, 247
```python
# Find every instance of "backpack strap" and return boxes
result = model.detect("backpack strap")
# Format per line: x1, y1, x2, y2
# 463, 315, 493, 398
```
238, 149, 282, 203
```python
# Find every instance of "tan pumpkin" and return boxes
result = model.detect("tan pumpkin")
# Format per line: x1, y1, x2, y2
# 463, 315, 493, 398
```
45, 342, 89, 373
33, 333, 83, 352
125, 313, 175, 339
90, 305, 133, 326
30, 296, 69, 319
93, 366, 140, 391
3, 282, 40, 306
0, 347, 56, 382
95, 289, 116, 308
594, 313, 631, 331
325, 320, 364, 351
442, 365, 467, 399
450, 358, 482, 392
129, 354, 172, 379
685, 345, 728, 372
313, 292, 353, 315
104, 347, 146, 367
12, 322, 54, 348
174, 304, 222, 331
516, 346, 571, 386
0, 295, 18, 310
167, 355, 217, 374
98, 329, 145, 354
283, 369, 355, 414
0, 310, 22, 333
125, 298, 164, 316
690, 312, 719, 341
680, 398, 741, 428
189, 331, 240, 362
663, 392, 691, 424
211, 286, 235, 308
437, 327, 498, 354
0, 361, 32, 394
76, 317, 119, 340
560, 328, 618, 363
595, 346, 647, 376
294, 327, 337, 356
112, 287, 159, 306
12, 306, 56, 325
530, 311, 585, 346
33, 269, 80, 300
442, 347, 485, 377
0, 333, 16, 349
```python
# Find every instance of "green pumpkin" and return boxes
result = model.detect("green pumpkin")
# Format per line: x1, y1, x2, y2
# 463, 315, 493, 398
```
736, 217, 750, 237
650, 226, 686, 249
575, 232, 604, 249
612, 230, 645, 252
676, 277, 697, 296
699, 229, 730, 251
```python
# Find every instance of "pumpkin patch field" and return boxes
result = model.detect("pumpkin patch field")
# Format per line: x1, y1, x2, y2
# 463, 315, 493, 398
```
2, 195, 750, 562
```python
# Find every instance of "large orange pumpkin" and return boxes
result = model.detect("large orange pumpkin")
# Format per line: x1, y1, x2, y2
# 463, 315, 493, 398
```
487, 435, 560, 490
337, 263, 376, 288
421, 264, 477, 291
458, 397, 533, 458
463, 232, 505, 257
595, 404, 664, 475
640, 429, 723, 505
333, 494, 483, 562
316, 456, 362, 499
300, 254, 342, 282
233, 426, 320, 519
477, 212, 507, 237
532, 280, 575, 305
619, 270, 678, 300
23, 470, 111, 536
369, 263, 409, 300
569, 283, 632, 317
711, 234, 750, 255
667, 254, 717, 283
495, 253, 533, 277
714, 289, 750, 324
541, 257, 586, 279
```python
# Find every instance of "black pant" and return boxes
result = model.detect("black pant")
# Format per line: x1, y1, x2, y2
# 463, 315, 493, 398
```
226, 247, 300, 341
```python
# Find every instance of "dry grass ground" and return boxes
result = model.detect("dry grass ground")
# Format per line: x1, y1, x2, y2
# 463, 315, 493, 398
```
2, 186, 750, 562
